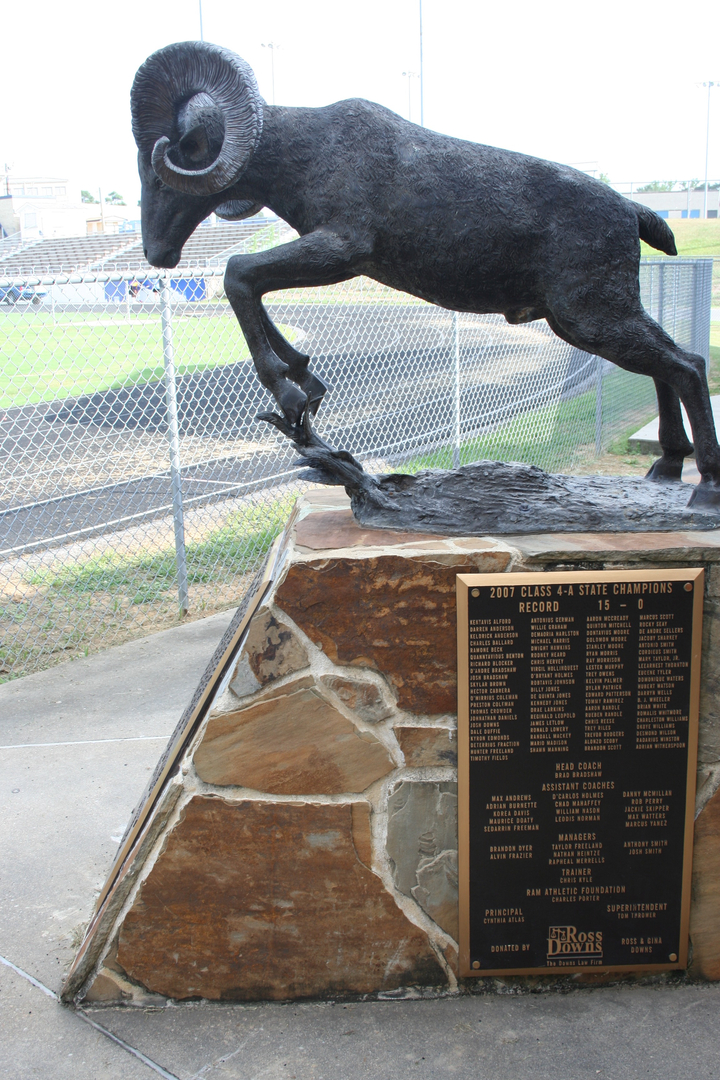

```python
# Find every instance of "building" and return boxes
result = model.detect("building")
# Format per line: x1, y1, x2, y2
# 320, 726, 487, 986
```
0, 174, 89, 240
630, 187, 719, 219
85, 209, 140, 235
0, 173, 139, 239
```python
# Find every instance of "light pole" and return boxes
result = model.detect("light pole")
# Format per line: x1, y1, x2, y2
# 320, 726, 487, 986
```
198, 0, 204, 41
402, 71, 419, 123
702, 82, 716, 218
262, 42, 279, 106
419, 0, 424, 127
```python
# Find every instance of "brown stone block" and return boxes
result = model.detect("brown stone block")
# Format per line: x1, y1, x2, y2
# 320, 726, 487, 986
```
302, 489, 352, 510
512, 532, 720, 562
707, 565, 720, 598
83, 970, 132, 1003
117, 798, 445, 1000
230, 611, 309, 698
295, 509, 439, 551
699, 599, 720, 763
320, 674, 394, 724
690, 785, 720, 979
397, 726, 458, 768
195, 683, 395, 794
351, 801, 373, 867
275, 555, 505, 714
442, 940, 459, 975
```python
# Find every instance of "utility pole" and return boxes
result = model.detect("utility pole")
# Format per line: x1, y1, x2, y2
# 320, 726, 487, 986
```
419, 0, 424, 127
703, 82, 716, 218
402, 71, 418, 123
262, 42, 279, 105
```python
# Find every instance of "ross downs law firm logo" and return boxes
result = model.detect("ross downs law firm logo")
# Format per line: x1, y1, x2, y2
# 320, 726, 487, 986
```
547, 925, 603, 960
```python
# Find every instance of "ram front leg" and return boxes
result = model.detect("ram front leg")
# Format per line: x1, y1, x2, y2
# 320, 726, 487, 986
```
259, 304, 329, 416
224, 230, 360, 426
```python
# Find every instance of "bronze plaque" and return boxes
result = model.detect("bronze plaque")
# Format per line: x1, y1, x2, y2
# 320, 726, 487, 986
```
457, 569, 702, 977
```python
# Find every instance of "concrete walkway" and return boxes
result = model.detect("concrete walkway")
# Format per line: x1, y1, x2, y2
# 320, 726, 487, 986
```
628, 396, 720, 460
1, 611, 719, 1079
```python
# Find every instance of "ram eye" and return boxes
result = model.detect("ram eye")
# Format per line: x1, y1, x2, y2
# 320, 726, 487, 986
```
154, 176, 164, 191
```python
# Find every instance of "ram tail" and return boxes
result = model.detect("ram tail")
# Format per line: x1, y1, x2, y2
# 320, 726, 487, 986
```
632, 200, 677, 256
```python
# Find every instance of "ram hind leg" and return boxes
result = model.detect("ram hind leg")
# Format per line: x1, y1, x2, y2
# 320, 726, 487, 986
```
547, 305, 720, 506
645, 379, 693, 482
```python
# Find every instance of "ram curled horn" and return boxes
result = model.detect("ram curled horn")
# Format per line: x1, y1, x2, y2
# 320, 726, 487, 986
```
130, 40, 264, 196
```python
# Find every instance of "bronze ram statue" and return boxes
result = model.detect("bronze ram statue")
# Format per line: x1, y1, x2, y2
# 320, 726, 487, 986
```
131, 40, 720, 508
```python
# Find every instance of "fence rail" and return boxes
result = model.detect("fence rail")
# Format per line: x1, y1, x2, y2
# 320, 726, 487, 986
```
0, 255, 713, 680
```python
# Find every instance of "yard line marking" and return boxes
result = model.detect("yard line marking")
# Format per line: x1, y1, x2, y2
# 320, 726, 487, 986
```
0, 735, 169, 749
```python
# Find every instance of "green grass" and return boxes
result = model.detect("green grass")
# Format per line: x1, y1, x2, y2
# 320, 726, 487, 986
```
640, 220, 720, 306
708, 323, 720, 395
402, 326, 720, 475
25, 500, 288, 605
400, 368, 658, 475
0, 497, 293, 681
640, 219, 720, 259
0, 312, 295, 410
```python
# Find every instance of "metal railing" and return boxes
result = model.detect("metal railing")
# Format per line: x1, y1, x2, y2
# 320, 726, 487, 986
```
0, 256, 713, 680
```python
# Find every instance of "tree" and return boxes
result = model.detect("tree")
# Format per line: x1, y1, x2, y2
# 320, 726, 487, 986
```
81, 190, 98, 203
598, 172, 610, 185
105, 191, 126, 205
637, 181, 676, 193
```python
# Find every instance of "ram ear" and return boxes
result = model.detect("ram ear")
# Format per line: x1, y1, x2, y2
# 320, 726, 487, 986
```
178, 124, 211, 164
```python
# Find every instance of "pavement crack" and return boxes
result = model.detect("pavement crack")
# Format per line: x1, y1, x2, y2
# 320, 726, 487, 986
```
78, 1012, 182, 1080
0, 952, 57, 999
1, 953, 179, 1079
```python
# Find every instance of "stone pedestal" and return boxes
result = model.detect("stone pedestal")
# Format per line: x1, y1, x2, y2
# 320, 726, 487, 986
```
71, 490, 720, 1002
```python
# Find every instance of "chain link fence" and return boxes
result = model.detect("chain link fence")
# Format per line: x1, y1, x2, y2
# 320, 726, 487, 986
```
0, 237, 713, 681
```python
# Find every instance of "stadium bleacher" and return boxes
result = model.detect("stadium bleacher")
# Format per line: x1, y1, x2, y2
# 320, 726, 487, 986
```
0, 232, 38, 258
100, 218, 282, 272
0, 233, 134, 276
0, 217, 288, 277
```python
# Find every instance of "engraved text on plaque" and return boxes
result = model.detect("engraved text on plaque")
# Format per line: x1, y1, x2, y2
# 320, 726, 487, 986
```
457, 569, 702, 976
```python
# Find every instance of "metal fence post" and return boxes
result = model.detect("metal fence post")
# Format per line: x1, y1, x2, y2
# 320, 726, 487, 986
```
691, 259, 713, 371
453, 311, 461, 469
160, 278, 189, 615
595, 355, 603, 455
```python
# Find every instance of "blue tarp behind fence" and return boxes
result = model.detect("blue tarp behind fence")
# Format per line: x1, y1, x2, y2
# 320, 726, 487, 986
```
104, 278, 205, 302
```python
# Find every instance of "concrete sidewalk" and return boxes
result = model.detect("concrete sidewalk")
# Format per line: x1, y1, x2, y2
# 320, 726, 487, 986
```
628, 396, 720, 460
1, 612, 719, 1079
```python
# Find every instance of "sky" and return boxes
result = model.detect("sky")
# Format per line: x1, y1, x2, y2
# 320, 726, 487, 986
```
2, 0, 719, 208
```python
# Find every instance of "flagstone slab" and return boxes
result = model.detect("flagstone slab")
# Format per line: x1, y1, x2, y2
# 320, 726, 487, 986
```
275, 554, 509, 715
116, 797, 445, 1000
396, 726, 458, 768
690, 784, 720, 979
194, 683, 395, 794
